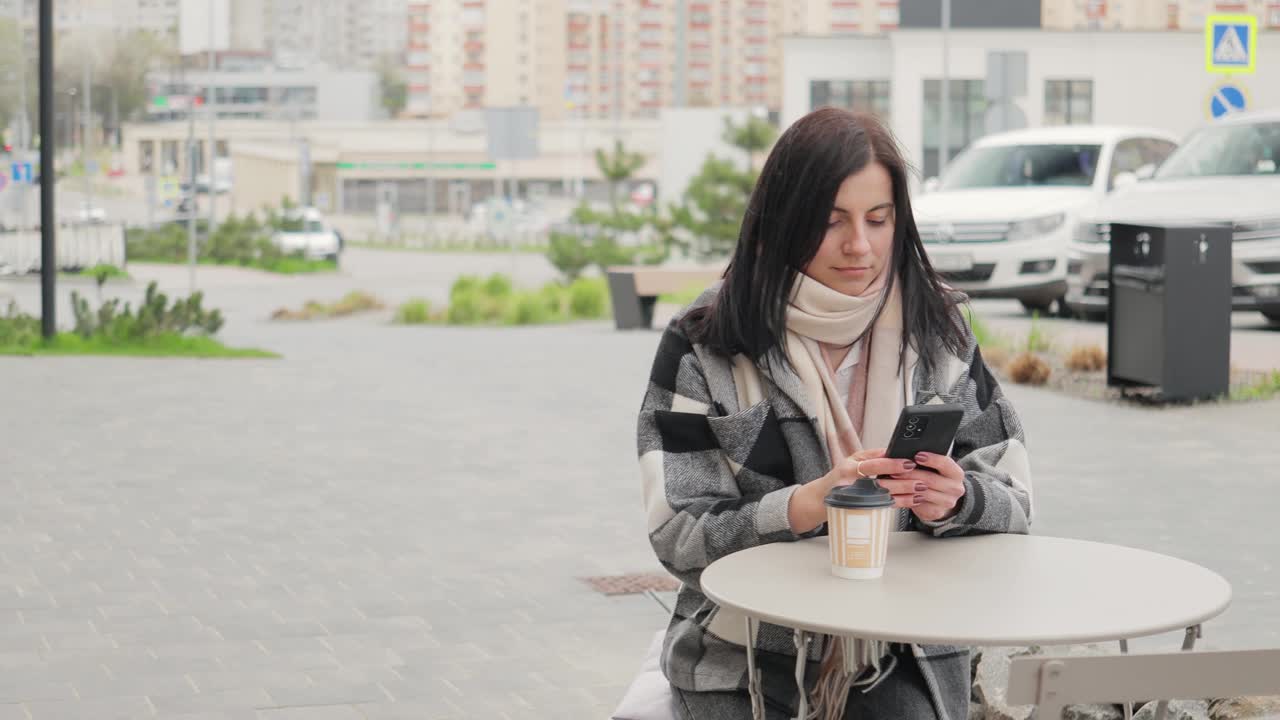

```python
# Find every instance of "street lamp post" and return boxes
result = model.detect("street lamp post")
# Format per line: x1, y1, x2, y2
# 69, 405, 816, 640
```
39, 0, 55, 339
939, 0, 952, 178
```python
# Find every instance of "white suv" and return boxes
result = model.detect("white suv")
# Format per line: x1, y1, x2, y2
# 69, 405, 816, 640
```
913, 126, 1180, 314
271, 207, 343, 262
1067, 110, 1280, 324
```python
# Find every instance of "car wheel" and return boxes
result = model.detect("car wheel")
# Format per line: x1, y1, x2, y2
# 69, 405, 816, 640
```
1262, 311, 1280, 326
1019, 299, 1054, 316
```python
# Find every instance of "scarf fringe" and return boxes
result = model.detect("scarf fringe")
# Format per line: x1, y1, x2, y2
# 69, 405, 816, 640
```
805, 636, 899, 720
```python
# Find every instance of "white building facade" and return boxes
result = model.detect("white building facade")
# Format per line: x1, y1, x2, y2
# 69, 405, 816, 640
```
783, 30, 1280, 182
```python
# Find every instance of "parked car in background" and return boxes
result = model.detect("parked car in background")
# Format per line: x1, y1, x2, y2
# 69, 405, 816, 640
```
271, 207, 342, 262
1067, 110, 1280, 324
913, 126, 1180, 315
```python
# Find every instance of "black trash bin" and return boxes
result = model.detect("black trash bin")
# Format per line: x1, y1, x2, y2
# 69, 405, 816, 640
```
1107, 221, 1233, 402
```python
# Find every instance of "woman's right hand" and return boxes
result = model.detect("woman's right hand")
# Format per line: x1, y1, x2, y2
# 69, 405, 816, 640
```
787, 449, 917, 533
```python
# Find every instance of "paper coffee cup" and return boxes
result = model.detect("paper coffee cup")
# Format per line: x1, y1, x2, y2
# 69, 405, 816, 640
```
825, 478, 895, 580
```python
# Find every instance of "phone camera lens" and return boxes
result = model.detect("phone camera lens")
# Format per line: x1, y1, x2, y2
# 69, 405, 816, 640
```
909, 417, 921, 424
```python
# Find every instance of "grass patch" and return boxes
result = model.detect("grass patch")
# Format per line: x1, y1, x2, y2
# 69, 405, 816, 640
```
0, 332, 276, 358
62, 264, 131, 281
1230, 370, 1280, 402
658, 282, 713, 307
246, 257, 338, 274
272, 291, 384, 321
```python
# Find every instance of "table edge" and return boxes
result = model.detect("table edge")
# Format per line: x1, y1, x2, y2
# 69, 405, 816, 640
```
700, 535, 1234, 646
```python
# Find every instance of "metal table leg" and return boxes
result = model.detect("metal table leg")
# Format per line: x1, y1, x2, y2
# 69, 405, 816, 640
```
745, 616, 765, 720
793, 629, 811, 720
1153, 625, 1202, 720
1119, 639, 1133, 720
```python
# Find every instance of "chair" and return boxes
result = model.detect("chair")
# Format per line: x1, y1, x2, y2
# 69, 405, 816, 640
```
1007, 648, 1280, 720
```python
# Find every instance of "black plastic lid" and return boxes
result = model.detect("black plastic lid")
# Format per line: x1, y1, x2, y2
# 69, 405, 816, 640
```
824, 477, 894, 510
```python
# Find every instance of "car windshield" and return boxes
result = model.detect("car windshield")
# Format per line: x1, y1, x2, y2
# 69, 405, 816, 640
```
940, 143, 1102, 189
304, 220, 324, 232
1156, 121, 1280, 178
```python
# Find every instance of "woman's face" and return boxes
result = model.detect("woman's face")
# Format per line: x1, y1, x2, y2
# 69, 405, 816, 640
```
803, 161, 896, 297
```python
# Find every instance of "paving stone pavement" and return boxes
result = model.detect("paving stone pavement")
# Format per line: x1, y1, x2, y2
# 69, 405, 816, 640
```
2, 250, 1279, 719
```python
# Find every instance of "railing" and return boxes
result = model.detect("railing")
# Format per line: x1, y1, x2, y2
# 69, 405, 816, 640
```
0, 224, 127, 274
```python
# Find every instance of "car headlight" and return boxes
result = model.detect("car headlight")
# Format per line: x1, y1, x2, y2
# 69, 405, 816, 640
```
1007, 212, 1066, 242
1073, 222, 1111, 244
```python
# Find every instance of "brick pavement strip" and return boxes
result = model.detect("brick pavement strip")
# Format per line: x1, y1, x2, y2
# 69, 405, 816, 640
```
2, 267, 1279, 718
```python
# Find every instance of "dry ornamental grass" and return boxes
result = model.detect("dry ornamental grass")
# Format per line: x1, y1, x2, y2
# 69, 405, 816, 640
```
1007, 352, 1052, 386
1065, 344, 1107, 373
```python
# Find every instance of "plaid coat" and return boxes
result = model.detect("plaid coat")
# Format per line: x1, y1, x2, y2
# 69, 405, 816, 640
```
636, 291, 1033, 720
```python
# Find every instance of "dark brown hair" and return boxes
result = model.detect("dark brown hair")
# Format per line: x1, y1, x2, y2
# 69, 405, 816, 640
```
683, 108, 966, 375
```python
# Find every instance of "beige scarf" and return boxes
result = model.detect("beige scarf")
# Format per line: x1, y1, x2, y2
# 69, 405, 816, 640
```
732, 272, 915, 720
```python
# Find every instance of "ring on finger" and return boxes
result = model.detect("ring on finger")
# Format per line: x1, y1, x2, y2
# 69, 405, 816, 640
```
854, 460, 867, 479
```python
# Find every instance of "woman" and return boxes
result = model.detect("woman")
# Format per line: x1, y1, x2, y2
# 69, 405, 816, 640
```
636, 108, 1033, 720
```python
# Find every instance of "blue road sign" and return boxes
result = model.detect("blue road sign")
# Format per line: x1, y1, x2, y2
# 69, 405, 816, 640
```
10, 162, 33, 183
1210, 84, 1247, 118
1206, 15, 1257, 73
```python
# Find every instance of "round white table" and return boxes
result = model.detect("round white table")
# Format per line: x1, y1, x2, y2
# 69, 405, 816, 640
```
700, 533, 1232, 720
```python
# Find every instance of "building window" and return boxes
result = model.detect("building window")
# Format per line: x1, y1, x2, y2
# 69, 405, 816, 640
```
1044, 79, 1094, 126
809, 79, 891, 122
831, 6, 861, 25
922, 79, 986, 180
139, 140, 155, 173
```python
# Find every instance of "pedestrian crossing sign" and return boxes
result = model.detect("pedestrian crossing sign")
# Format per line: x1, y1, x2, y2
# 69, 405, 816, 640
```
1205, 14, 1257, 74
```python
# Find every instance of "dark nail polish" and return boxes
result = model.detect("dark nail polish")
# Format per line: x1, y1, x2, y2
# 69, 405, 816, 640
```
915, 453, 929, 463
914, 482, 928, 492
903, 461, 916, 470
912, 495, 925, 506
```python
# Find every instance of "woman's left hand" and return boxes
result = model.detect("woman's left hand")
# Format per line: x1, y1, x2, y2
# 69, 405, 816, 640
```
876, 452, 967, 523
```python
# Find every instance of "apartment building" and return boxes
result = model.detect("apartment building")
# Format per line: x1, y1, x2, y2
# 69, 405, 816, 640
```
1043, 0, 1280, 30
263, 0, 406, 68
405, 0, 902, 122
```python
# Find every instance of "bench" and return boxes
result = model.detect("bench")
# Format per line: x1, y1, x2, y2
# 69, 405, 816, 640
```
1008, 647, 1280, 720
605, 265, 725, 330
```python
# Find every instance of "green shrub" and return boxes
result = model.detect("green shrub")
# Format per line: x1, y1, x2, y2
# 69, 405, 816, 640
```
538, 283, 569, 317
568, 277, 609, 319
505, 291, 556, 326
0, 302, 41, 348
482, 273, 514, 298
450, 275, 482, 304
447, 286, 486, 325
126, 210, 332, 275
126, 224, 188, 262
66, 282, 223, 343
590, 234, 638, 273
547, 231, 593, 282
394, 299, 433, 325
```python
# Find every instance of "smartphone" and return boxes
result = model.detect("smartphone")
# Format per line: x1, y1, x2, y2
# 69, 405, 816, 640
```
884, 403, 964, 464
